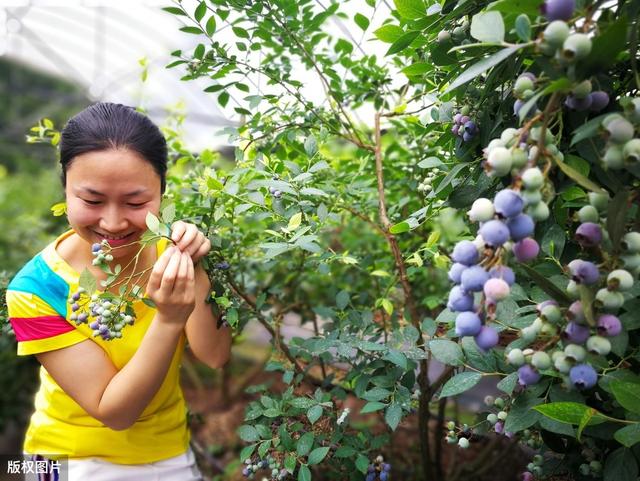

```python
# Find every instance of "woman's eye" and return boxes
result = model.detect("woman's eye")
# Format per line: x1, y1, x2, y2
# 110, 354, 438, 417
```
128, 202, 147, 208
82, 199, 101, 205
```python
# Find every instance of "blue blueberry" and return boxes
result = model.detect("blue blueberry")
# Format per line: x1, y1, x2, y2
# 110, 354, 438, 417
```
494, 190, 524, 218
479, 220, 510, 246
452, 240, 479, 266
489, 265, 515, 286
460, 265, 490, 292
569, 363, 598, 389
448, 263, 467, 284
507, 214, 535, 242
455, 311, 482, 337
448, 286, 474, 312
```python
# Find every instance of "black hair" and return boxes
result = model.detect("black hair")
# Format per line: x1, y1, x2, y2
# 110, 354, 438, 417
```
59, 102, 168, 193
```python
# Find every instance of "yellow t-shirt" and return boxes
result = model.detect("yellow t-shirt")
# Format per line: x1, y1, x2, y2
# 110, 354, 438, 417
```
5, 230, 190, 464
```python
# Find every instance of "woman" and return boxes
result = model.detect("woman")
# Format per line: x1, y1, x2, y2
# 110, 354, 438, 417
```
6, 102, 231, 480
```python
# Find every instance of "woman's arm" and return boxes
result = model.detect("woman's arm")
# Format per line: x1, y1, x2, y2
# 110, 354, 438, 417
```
36, 247, 195, 431
184, 265, 232, 369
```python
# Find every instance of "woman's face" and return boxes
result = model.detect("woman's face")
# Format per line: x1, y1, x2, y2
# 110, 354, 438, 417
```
64, 148, 162, 261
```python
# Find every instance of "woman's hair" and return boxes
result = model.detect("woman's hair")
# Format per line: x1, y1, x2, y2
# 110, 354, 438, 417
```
59, 102, 168, 193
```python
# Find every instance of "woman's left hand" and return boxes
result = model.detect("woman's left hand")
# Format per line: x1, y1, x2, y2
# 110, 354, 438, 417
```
170, 221, 211, 263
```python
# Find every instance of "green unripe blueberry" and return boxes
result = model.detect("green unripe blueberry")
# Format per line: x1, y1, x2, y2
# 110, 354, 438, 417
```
521, 326, 538, 342
562, 33, 592, 61
522, 167, 544, 190
590, 461, 602, 472
458, 437, 469, 449
623, 138, 640, 163
446, 436, 458, 444
607, 269, 634, 291
603, 144, 624, 169
507, 348, 526, 366
579, 464, 591, 476
497, 411, 508, 421
572, 80, 592, 99
540, 322, 558, 337
511, 148, 528, 169
486, 138, 506, 152
500, 128, 520, 145
514, 76, 535, 97
530, 126, 553, 145
622, 253, 640, 270
532, 351, 552, 370
533, 454, 544, 466
487, 147, 513, 177
554, 354, 572, 373
588, 192, 610, 212
527, 201, 550, 221
606, 117, 635, 144
447, 421, 456, 430
522, 189, 542, 206
494, 397, 505, 409
543, 20, 570, 48
437, 30, 451, 43
532, 466, 543, 477
578, 205, 599, 223
595, 288, 624, 311
486, 413, 498, 425
564, 344, 587, 362
622, 232, 640, 253
452, 26, 465, 39
567, 280, 581, 299
468, 198, 495, 222
541, 304, 561, 324
586, 335, 612, 355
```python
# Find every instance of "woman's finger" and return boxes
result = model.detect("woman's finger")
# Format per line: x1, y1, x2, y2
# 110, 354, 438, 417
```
159, 248, 182, 293
171, 221, 187, 245
147, 246, 175, 292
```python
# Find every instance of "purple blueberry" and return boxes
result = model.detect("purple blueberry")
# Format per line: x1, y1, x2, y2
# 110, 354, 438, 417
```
464, 121, 478, 134
91, 243, 102, 253
589, 91, 609, 112
448, 286, 474, 312
494, 190, 524, 218
513, 99, 525, 116
494, 421, 504, 434
242, 467, 250, 477
89, 321, 100, 330
569, 363, 598, 389
460, 115, 470, 124
536, 299, 558, 313
541, 0, 575, 21
563, 321, 590, 344
518, 364, 541, 386
568, 259, 600, 284
597, 314, 622, 337
72, 292, 81, 301
507, 214, 535, 241
575, 222, 602, 247
567, 300, 585, 323
460, 265, 490, 292
522, 472, 534, 481
452, 240, 479, 266
462, 131, 474, 142
453, 113, 462, 124
513, 238, 540, 262
489, 265, 515, 286
448, 263, 467, 284
455, 311, 483, 336
565, 94, 593, 111
380, 472, 389, 481
480, 220, 510, 247
452, 125, 460, 135
214, 261, 231, 270
475, 325, 499, 351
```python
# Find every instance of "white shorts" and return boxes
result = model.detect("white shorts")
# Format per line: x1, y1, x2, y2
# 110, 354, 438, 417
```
24, 447, 204, 481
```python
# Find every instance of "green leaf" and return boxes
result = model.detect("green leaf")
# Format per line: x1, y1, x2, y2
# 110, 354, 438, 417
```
429, 339, 463, 366
487, 0, 542, 16
374, 24, 404, 43
180, 26, 203, 35
384, 350, 408, 369
607, 190, 629, 252
361, 401, 386, 414
284, 453, 297, 473
354, 13, 370, 31
435, 162, 469, 195
614, 424, 640, 447
307, 405, 323, 425
304, 136, 318, 156
541, 224, 565, 258
610, 380, 640, 414
161, 203, 176, 225
162, 6, 186, 16
297, 465, 311, 481
518, 263, 572, 305
533, 402, 607, 426
308, 446, 330, 465
240, 444, 256, 462
288, 212, 303, 231
444, 46, 523, 94
386, 31, 419, 56
497, 372, 518, 394
604, 447, 638, 481
389, 221, 410, 234
194, 1, 206, 22
362, 387, 392, 402
233, 26, 250, 39
393, 0, 426, 19
385, 404, 403, 431
336, 290, 350, 309
470, 11, 505, 43
145, 211, 160, 233
440, 372, 482, 397
205, 15, 217, 36
556, 155, 607, 194
570, 113, 610, 146
290, 397, 316, 409
401, 62, 432, 76
355, 454, 370, 474
515, 14, 531, 41
79, 268, 97, 294
296, 432, 314, 456
218, 91, 230, 108
237, 425, 260, 442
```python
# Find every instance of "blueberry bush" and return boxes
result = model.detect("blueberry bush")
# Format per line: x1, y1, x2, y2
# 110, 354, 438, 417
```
11, 0, 640, 480
161, 0, 639, 479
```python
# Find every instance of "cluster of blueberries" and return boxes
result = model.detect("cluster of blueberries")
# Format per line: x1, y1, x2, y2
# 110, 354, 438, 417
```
448, 188, 540, 351
599, 105, 640, 170
365, 455, 391, 481
451, 112, 478, 143
242, 457, 287, 480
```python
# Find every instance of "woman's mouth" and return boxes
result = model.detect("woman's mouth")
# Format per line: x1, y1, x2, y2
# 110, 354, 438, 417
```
93, 231, 135, 247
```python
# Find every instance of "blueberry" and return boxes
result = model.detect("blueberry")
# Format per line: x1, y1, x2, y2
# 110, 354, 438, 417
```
568, 259, 599, 284
448, 286, 474, 312
589, 91, 609, 111
586, 335, 611, 355
452, 240, 479, 266
607, 269, 634, 291
518, 364, 541, 386
562, 33, 592, 61
460, 265, 490, 292
541, 0, 574, 21
565, 94, 593, 111
494, 190, 524, 218
462, 131, 474, 142
522, 168, 544, 190
480, 220, 510, 246
531, 351, 551, 370
575, 222, 602, 247
543, 20, 570, 47
382, 463, 391, 472
622, 232, 640, 253
489, 265, 515, 286
464, 121, 478, 134
91, 243, 102, 253
474, 325, 499, 351
453, 113, 462, 124
569, 363, 598, 389
448, 263, 467, 284
577, 205, 599, 223
513, 99, 526, 117
605, 117, 634, 144
455, 311, 483, 337
484, 278, 510, 301
623, 139, 640, 164
567, 300, 585, 324
507, 214, 535, 242
487, 147, 513, 177
563, 322, 590, 344
452, 124, 460, 136
597, 314, 622, 337
380, 472, 389, 481
468, 198, 495, 222
513, 238, 540, 263
507, 348, 525, 366
458, 437, 469, 449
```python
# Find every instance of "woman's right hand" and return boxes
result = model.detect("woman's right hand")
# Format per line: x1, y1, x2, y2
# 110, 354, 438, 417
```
146, 246, 196, 326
